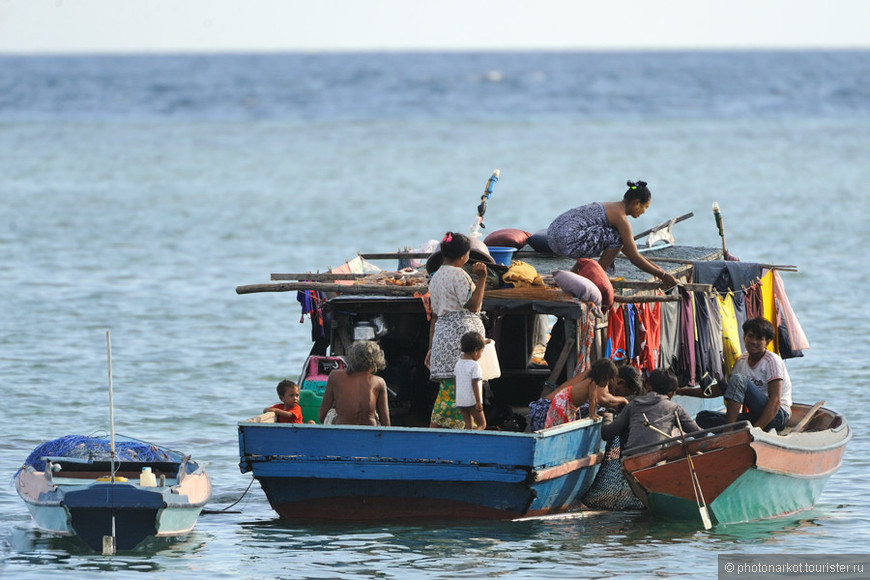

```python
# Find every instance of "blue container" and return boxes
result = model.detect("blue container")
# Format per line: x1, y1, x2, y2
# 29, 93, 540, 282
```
486, 246, 517, 266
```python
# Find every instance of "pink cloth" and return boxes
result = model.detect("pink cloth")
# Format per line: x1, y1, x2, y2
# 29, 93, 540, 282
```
544, 389, 578, 428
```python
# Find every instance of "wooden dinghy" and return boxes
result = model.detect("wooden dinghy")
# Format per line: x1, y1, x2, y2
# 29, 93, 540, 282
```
620, 402, 851, 525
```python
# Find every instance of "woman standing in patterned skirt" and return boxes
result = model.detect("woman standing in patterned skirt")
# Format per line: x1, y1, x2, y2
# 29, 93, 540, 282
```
425, 232, 488, 428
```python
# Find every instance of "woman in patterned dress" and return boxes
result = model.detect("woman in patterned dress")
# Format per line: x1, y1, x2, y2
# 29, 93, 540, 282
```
425, 232, 488, 428
546, 180, 678, 287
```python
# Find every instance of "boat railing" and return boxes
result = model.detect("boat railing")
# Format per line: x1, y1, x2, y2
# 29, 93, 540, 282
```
620, 420, 752, 458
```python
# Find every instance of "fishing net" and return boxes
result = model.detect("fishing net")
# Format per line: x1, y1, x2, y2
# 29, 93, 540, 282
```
581, 435, 645, 511
22, 434, 182, 472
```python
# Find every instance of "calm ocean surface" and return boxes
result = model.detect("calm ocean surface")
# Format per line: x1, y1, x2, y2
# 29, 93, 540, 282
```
1, 51, 868, 579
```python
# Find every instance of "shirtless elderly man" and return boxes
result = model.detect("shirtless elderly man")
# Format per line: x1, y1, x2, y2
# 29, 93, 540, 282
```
318, 341, 391, 427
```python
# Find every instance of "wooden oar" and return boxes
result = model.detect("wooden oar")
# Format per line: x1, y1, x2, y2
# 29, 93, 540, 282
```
641, 413, 712, 529
676, 413, 712, 529
780, 401, 825, 435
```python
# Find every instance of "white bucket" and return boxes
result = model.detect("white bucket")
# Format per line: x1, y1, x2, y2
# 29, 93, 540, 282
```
479, 339, 501, 381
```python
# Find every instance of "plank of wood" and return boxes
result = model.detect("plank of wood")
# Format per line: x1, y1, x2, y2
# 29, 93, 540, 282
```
780, 401, 825, 435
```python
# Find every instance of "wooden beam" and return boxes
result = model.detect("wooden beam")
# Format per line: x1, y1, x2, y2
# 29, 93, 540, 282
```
359, 252, 431, 260
627, 256, 798, 272
271, 273, 369, 281
613, 294, 681, 303
236, 282, 425, 296
611, 281, 712, 292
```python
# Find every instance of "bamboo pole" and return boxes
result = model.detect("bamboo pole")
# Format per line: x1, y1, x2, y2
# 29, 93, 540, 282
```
625, 256, 798, 272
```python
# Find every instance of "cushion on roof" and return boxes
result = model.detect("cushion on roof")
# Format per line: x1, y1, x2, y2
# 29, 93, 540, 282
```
552, 270, 602, 306
484, 228, 532, 250
526, 229, 552, 252
572, 258, 614, 309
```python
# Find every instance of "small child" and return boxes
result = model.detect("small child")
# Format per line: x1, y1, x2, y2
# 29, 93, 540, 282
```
544, 358, 623, 428
454, 331, 487, 430
264, 379, 303, 423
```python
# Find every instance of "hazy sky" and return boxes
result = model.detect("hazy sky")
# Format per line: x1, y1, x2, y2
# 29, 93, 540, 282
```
1, 0, 868, 54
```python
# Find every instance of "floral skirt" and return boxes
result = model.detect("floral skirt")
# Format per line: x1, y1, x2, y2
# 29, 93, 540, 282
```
429, 378, 466, 429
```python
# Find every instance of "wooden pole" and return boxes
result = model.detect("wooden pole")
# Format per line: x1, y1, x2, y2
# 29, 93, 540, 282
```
712, 202, 727, 258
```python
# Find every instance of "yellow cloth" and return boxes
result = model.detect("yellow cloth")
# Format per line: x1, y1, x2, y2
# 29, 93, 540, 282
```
717, 292, 742, 378
760, 270, 777, 353
502, 260, 545, 288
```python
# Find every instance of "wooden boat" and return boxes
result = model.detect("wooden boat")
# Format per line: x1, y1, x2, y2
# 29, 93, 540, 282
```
15, 434, 211, 552
236, 239, 725, 521
620, 402, 851, 525
239, 416, 603, 520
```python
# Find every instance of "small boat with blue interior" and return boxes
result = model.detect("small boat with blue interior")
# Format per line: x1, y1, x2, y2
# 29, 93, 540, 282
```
15, 433, 212, 552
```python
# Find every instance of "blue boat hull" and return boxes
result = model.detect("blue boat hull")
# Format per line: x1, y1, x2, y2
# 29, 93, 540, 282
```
64, 483, 165, 550
238, 420, 604, 520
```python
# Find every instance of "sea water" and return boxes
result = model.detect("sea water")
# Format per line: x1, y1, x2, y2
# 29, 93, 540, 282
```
1, 51, 869, 579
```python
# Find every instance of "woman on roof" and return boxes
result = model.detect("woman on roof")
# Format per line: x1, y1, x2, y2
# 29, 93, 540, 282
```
546, 180, 678, 288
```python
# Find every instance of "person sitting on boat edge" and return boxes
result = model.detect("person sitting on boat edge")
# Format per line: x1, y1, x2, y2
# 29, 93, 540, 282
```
680, 317, 792, 432
529, 364, 642, 431
544, 359, 628, 427
319, 341, 391, 427
454, 331, 487, 431
545, 180, 678, 287
602, 368, 702, 453
425, 232, 488, 429
264, 379, 304, 423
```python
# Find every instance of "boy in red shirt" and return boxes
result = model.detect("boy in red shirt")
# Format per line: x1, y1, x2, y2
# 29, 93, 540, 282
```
264, 379, 303, 423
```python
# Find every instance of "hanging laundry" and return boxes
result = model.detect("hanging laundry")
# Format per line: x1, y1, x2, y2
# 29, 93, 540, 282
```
297, 289, 328, 340
624, 303, 639, 368
636, 302, 662, 374
760, 270, 777, 353
745, 281, 763, 321
659, 290, 681, 374
692, 260, 763, 293
605, 304, 627, 362
717, 292, 742, 377
574, 302, 598, 375
772, 270, 809, 352
693, 293, 725, 382
678, 288, 697, 386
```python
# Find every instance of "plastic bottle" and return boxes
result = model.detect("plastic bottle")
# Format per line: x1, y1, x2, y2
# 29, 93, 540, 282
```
140, 466, 157, 487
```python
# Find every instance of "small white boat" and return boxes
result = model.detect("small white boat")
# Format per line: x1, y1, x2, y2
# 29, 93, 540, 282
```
15, 434, 211, 552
